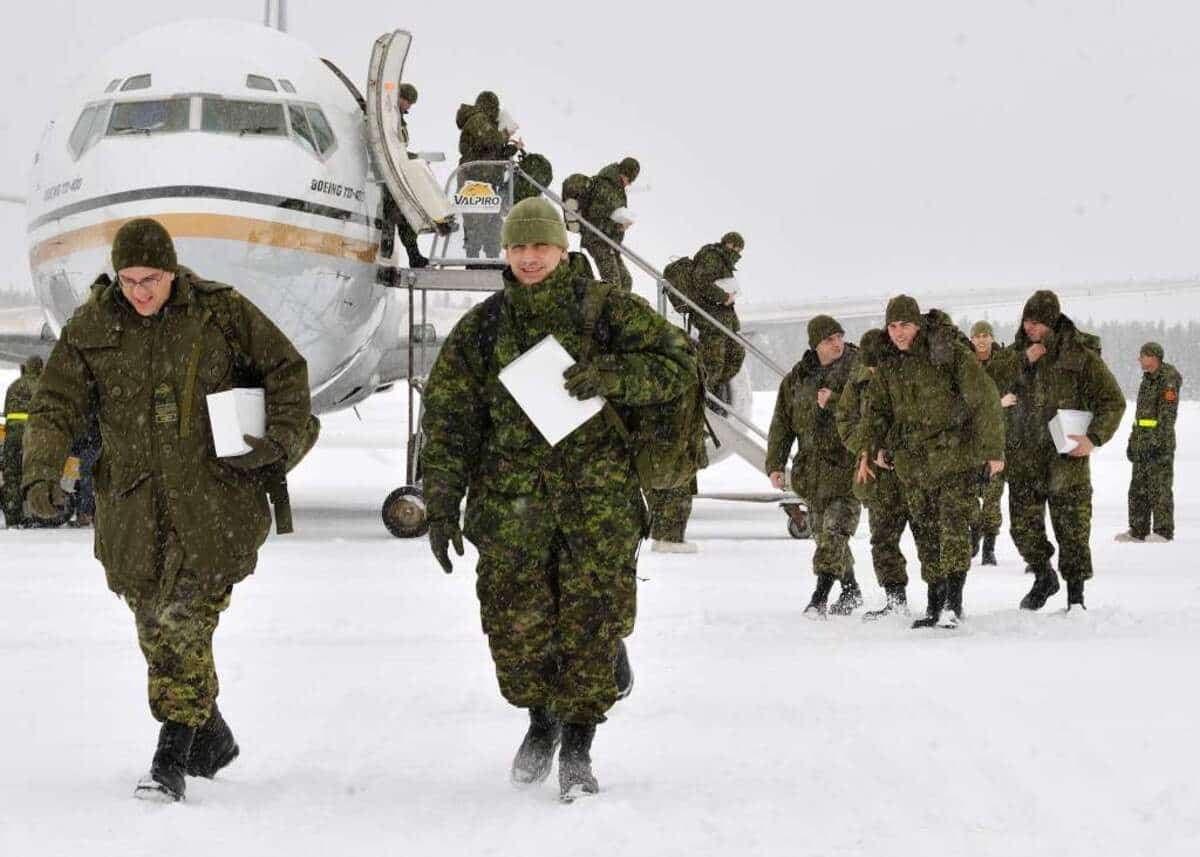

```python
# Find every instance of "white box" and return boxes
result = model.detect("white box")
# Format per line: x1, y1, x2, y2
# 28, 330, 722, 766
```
1048, 409, 1093, 454
716, 276, 741, 296
207, 388, 266, 457
498, 336, 604, 447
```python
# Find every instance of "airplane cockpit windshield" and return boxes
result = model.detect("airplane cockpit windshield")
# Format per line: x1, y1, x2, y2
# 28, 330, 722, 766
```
202, 99, 286, 136
107, 98, 189, 135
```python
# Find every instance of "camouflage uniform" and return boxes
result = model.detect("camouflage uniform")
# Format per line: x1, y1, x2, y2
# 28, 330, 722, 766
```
1006, 310, 1125, 583
1126, 356, 1182, 540
647, 482, 694, 542
974, 343, 1020, 538
23, 267, 313, 726
767, 343, 862, 579
3, 357, 42, 526
456, 92, 517, 260
689, 242, 746, 396
836, 360, 910, 587
420, 260, 695, 725
580, 162, 635, 292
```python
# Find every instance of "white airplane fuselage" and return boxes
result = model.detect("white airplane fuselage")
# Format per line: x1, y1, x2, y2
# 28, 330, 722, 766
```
26, 19, 409, 413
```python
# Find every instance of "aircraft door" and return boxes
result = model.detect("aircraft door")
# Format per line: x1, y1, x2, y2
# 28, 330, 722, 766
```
366, 31, 453, 234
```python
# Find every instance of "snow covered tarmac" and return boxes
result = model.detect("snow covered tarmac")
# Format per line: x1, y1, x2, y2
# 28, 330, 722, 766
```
2, 386, 1197, 856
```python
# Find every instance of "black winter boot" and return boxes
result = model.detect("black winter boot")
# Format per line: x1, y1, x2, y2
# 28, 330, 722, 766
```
186, 704, 239, 779
511, 706, 562, 786
135, 721, 196, 802
911, 581, 948, 629
1020, 562, 1060, 611
970, 525, 982, 559
981, 534, 997, 566
828, 571, 864, 616
804, 573, 836, 618
614, 640, 634, 701
558, 723, 599, 802
1066, 578, 1086, 612
943, 573, 966, 626
863, 584, 907, 621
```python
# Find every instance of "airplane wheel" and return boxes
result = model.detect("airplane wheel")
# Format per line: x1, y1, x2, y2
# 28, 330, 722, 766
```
782, 504, 811, 540
382, 486, 428, 538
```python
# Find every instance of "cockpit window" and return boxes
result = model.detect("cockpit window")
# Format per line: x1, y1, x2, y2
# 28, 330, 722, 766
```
106, 99, 190, 135
104, 79, 122, 93
246, 75, 277, 92
305, 107, 336, 154
287, 104, 318, 154
120, 74, 152, 91
68, 103, 108, 158
279, 79, 296, 94
201, 99, 286, 136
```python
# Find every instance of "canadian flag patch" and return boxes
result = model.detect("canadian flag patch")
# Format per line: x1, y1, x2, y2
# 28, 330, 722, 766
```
1164, 388, 1178, 403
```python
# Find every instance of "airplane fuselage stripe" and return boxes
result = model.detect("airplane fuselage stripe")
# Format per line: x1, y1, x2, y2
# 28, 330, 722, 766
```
28, 185, 382, 232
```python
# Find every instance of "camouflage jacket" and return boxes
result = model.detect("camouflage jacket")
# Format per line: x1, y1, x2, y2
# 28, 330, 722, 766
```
1128, 362, 1182, 460
689, 243, 740, 333
766, 344, 859, 502
456, 103, 516, 187
581, 164, 629, 244
1007, 315, 1125, 486
835, 361, 895, 505
3, 368, 41, 445
419, 260, 696, 542
23, 268, 312, 599
867, 322, 1004, 486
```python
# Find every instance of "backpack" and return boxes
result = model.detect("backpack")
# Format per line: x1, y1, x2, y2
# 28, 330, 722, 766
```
661, 256, 696, 316
560, 173, 593, 233
477, 279, 713, 492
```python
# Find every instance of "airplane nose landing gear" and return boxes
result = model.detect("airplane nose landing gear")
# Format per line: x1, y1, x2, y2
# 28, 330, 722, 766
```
782, 502, 811, 540
382, 485, 429, 538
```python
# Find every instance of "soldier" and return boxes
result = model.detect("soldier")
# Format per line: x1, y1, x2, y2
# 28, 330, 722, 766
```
689, 232, 747, 403
861, 296, 1004, 629
1116, 342, 1182, 543
836, 329, 912, 619
513, 152, 553, 205
22, 218, 316, 802
1006, 290, 1125, 611
646, 482, 697, 553
968, 320, 1020, 565
456, 90, 521, 261
767, 315, 863, 617
385, 82, 428, 269
580, 157, 640, 292
3, 355, 43, 527
420, 198, 696, 801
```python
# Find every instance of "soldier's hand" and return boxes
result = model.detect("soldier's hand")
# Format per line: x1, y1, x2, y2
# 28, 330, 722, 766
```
25, 481, 68, 521
874, 449, 894, 470
1067, 434, 1095, 458
987, 459, 1005, 477
1025, 343, 1047, 364
563, 363, 619, 400
1000, 393, 1018, 408
816, 388, 833, 409
724, 292, 736, 306
855, 451, 876, 485
769, 471, 786, 490
224, 435, 284, 472
429, 519, 464, 574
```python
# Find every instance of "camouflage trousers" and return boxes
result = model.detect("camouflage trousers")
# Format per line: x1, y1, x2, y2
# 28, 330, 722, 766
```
865, 470, 910, 587
2, 436, 24, 525
462, 213, 503, 260
974, 472, 1006, 537
697, 324, 746, 393
583, 240, 633, 292
647, 483, 695, 542
808, 496, 861, 578
469, 486, 642, 725
1008, 477, 1093, 582
124, 570, 231, 728
902, 473, 976, 583
1128, 457, 1174, 540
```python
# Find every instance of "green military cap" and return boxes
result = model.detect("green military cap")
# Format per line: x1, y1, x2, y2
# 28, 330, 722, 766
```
1140, 341, 1164, 360
970, 320, 994, 338
721, 231, 745, 251
618, 157, 640, 183
111, 217, 177, 273
1022, 289, 1061, 326
398, 83, 418, 104
885, 294, 921, 326
807, 314, 845, 348
859, 328, 887, 367
501, 197, 568, 249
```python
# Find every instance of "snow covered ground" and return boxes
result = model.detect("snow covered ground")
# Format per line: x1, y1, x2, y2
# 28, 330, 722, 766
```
2, 375, 1198, 857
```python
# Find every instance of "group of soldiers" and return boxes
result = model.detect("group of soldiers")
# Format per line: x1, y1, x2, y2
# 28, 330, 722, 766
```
763, 291, 1181, 628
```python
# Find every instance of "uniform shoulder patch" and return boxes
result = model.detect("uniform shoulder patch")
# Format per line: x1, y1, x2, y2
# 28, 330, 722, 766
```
1163, 388, 1178, 404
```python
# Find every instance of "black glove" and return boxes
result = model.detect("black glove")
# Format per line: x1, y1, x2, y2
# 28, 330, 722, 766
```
224, 435, 284, 472
563, 363, 620, 401
429, 519, 464, 574
25, 481, 69, 520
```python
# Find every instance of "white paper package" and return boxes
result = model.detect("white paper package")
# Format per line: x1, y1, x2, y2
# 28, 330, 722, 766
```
207, 388, 266, 457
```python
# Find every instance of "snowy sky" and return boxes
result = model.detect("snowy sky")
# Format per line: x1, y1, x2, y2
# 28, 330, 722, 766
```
3, 0, 1200, 316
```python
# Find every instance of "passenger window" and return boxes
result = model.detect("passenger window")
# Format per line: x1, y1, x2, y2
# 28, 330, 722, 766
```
120, 74, 152, 91
246, 75, 277, 92
288, 104, 318, 154
279, 79, 296, 94
106, 99, 189, 135
305, 107, 336, 154
104, 79, 122, 93
201, 99, 286, 136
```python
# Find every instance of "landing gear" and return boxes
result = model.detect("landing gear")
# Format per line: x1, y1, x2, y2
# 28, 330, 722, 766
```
782, 502, 811, 540
382, 485, 429, 538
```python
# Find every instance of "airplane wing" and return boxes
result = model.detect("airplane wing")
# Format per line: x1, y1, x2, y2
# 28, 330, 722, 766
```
0, 307, 55, 365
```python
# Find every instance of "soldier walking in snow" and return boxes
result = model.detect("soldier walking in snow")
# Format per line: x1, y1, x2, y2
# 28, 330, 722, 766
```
967, 321, 1020, 565
1117, 342, 1182, 543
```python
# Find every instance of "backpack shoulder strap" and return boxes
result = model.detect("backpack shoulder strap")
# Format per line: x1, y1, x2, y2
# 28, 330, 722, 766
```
477, 290, 507, 368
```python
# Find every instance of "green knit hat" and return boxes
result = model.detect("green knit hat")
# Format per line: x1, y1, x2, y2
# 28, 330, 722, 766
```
1022, 289, 1061, 326
885, 294, 921, 326
807, 314, 844, 348
970, 320, 994, 338
501, 197, 568, 249
859, 328, 887, 367
1140, 341, 1164, 360
476, 90, 499, 121
618, 157, 640, 183
111, 218, 177, 273
398, 83, 418, 104
721, 231, 745, 251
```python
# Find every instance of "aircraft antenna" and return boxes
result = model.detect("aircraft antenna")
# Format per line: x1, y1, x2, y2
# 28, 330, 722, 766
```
263, 0, 288, 31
